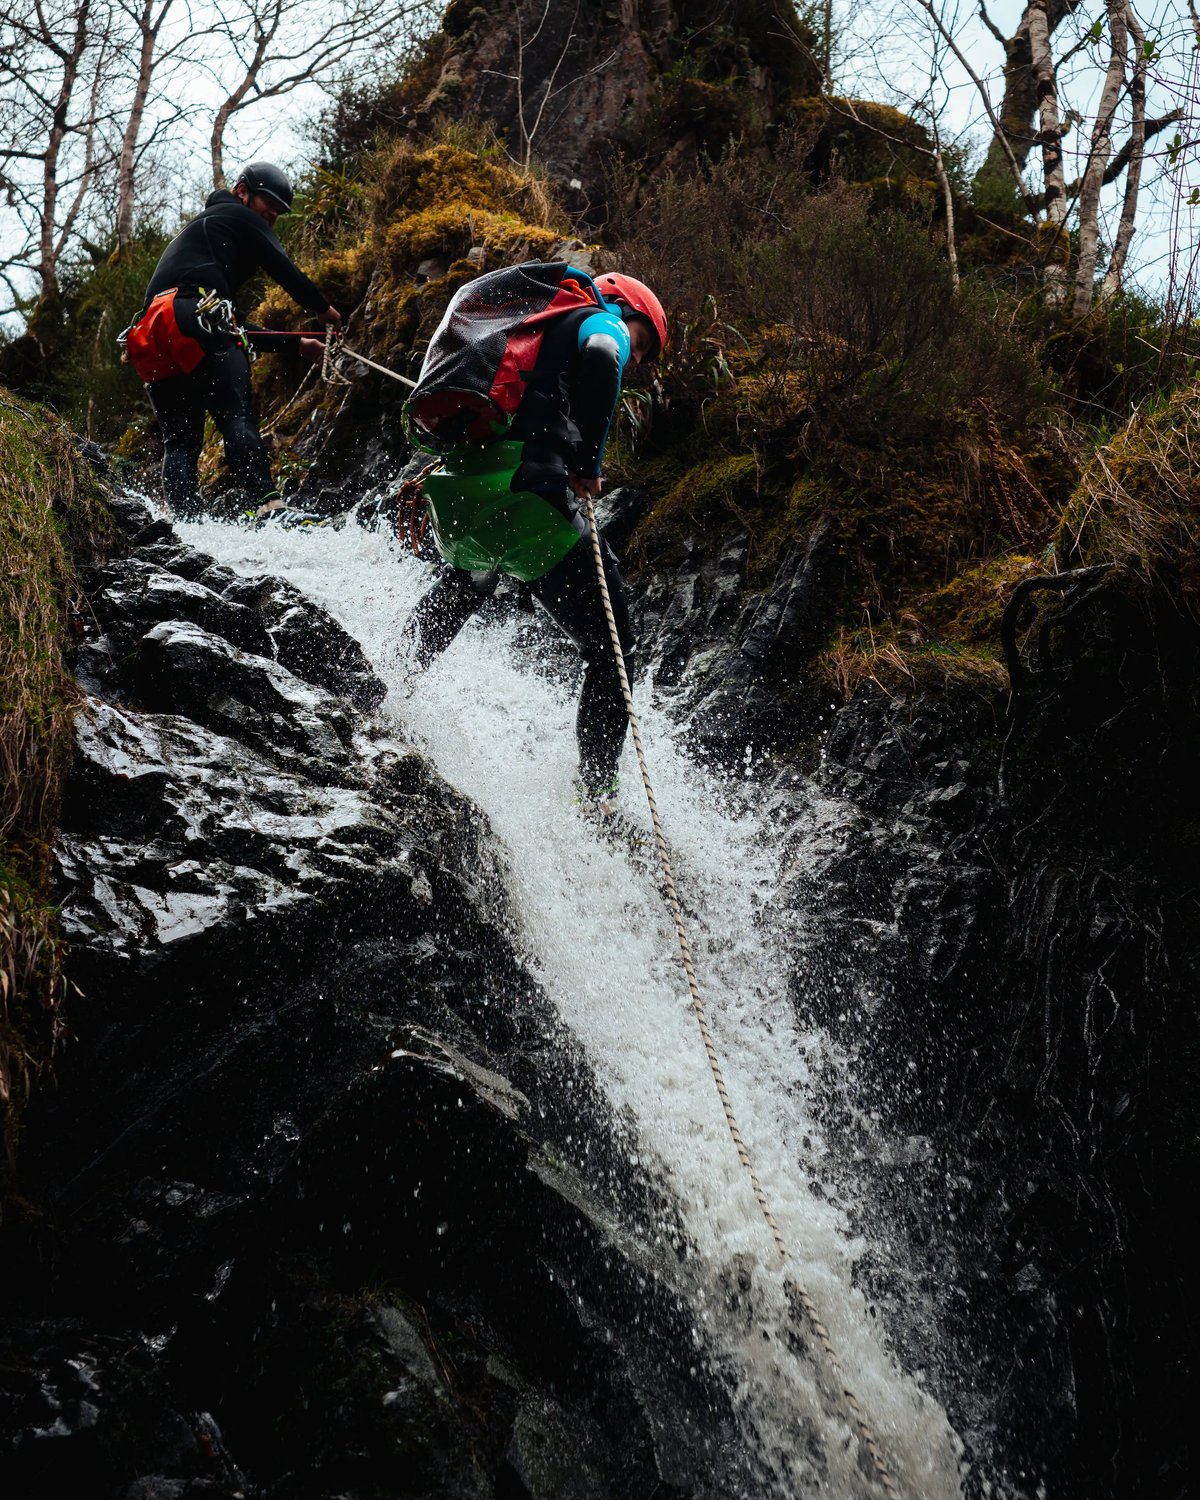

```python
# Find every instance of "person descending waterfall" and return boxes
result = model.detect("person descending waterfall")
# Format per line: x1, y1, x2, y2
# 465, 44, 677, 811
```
124, 163, 342, 525
399, 262, 666, 812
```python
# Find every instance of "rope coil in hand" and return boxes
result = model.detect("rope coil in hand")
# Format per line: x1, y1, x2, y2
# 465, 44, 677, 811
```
583, 498, 901, 1500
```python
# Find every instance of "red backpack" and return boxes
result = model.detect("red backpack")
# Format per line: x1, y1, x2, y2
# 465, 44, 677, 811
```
404, 262, 605, 452
121, 289, 208, 382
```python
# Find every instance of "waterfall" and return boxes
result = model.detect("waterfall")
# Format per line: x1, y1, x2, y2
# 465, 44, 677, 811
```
180, 515, 968, 1499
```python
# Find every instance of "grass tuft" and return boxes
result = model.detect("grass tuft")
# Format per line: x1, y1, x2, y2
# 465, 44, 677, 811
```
1058, 383, 1200, 607
0, 391, 110, 1187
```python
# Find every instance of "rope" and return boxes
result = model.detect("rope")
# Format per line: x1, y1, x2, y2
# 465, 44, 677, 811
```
395, 461, 438, 556
319, 327, 418, 389
583, 497, 902, 1500
323, 324, 351, 386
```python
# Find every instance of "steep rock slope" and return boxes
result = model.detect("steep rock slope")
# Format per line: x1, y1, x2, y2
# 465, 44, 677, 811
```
1, 494, 766, 1500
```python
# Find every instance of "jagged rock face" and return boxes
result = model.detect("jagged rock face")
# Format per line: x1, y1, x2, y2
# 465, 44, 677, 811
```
1, 495, 755, 1500
428, 0, 675, 210
423, 0, 818, 215
6, 460, 1191, 1497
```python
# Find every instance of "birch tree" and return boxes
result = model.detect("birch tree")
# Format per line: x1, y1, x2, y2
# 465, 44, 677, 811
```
1026, 0, 1073, 302
113, 0, 204, 253
0, 0, 115, 314
1072, 0, 1127, 312
876, 0, 1188, 312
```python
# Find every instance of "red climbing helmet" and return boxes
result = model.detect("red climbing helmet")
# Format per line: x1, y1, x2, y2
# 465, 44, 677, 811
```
594, 272, 668, 359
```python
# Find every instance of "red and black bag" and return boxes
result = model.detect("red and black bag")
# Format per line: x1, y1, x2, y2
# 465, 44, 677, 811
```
122, 289, 208, 382
404, 262, 605, 452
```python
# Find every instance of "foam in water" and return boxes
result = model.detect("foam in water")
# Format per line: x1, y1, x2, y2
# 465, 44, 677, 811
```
180, 515, 967, 1498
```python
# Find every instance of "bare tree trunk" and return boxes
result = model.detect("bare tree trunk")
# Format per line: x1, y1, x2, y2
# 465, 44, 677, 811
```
39, 0, 94, 305
975, 0, 1083, 187
53, 38, 106, 270
933, 129, 959, 289
116, 0, 176, 252
1073, 0, 1128, 315
1027, 0, 1071, 304
210, 7, 277, 190
207, 0, 418, 189
1101, 3, 1147, 298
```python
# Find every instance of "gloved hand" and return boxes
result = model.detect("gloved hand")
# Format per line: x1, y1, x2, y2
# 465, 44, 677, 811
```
569, 471, 603, 499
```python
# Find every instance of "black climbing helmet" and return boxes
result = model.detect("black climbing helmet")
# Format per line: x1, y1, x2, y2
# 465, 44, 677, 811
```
235, 162, 294, 213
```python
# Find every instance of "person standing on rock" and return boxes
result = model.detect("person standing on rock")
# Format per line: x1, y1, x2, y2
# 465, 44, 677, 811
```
399, 263, 666, 812
125, 163, 341, 524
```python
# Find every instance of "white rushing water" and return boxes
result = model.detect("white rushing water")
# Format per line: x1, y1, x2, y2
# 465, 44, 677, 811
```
180, 514, 966, 1499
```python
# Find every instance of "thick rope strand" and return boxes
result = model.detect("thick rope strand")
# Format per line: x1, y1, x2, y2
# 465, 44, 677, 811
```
583, 498, 901, 1500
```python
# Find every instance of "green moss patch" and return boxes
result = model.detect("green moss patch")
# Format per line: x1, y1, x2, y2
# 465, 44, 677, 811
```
632, 452, 762, 549
246, 132, 572, 457
816, 621, 1009, 703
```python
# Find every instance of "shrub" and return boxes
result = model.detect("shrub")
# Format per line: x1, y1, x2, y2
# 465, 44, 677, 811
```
0, 229, 168, 446
611, 146, 1044, 447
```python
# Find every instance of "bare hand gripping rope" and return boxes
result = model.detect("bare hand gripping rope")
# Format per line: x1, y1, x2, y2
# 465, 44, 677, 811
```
582, 498, 902, 1500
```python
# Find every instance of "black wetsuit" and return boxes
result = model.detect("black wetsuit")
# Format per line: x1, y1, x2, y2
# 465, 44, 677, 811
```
142, 189, 328, 515
403, 305, 636, 796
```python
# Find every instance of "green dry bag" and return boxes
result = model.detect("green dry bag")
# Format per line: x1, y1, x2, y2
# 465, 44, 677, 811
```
422, 442, 581, 582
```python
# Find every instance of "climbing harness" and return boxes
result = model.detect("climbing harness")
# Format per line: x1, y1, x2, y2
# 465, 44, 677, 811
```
582, 498, 902, 1500
119, 289, 207, 381
119, 287, 256, 381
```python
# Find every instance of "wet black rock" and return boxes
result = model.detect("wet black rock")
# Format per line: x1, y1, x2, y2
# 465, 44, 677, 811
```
2, 496, 764, 1499
631, 520, 837, 765
75, 502, 384, 711
218, 571, 384, 709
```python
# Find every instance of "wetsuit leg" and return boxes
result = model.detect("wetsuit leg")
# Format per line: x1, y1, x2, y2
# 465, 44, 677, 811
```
147, 373, 208, 517
530, 512, 635, 794
203, 346, 276, 503
403, 567, 501, 671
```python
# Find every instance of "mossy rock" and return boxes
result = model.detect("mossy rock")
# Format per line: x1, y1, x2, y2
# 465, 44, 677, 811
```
632, 451, 762, 553
815, 622, 1009, 703
790, 96, 939, 187
382, 203, 559, 266
372, 142, 560, 239
658, 77, 751, 154
916, 552, 1046, 652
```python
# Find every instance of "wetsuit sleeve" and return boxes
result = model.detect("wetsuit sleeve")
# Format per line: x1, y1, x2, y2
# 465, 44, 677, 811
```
246, 215, 328, 315
572, 312, 629, 478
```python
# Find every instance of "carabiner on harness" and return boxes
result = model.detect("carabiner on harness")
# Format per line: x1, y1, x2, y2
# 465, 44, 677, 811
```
196, 288, 255, 361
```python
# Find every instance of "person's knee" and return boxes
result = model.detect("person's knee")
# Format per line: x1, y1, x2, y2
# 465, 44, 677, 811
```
468, 569, 501, 599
